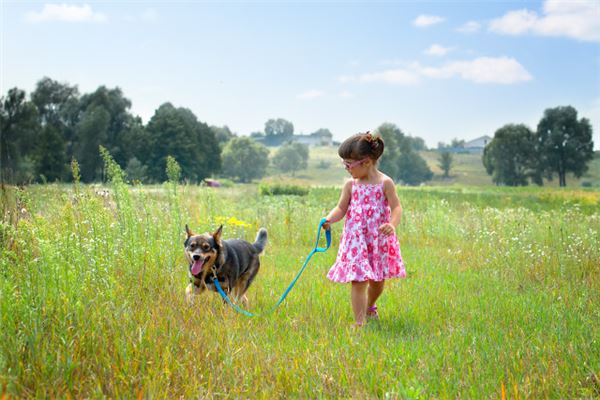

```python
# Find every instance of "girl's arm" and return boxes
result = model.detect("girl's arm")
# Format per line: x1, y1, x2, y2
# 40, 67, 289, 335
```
379, 178, 402, 235
323, 180, 352, 229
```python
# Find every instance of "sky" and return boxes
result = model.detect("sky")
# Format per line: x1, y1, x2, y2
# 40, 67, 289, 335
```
2, 0, 599, 149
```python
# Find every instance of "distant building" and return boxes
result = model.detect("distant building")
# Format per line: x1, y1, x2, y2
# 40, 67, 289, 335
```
292, 131, 333, 146
442, 135, 492, 154
253, 130, 333, 147
463, 135, 492, 153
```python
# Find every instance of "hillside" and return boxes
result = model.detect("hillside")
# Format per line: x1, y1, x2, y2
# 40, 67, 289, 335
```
262, 146, 600, 188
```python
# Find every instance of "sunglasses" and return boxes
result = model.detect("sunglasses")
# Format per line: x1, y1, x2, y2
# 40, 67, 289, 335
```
341, 158, 369, 170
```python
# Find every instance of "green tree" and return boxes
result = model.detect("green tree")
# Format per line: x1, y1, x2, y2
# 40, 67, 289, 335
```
145, 103, 220, 182
397, 149, 433, 185
221, 137, 269, 182
75, 105, 110, 182
376, 123, 432, 185
210, 125, 235, 145
406, 136, 427, 151
31, 77, 79, 165
125, 157, 148, 183
0, 88, 39, 183
272, 142, 309, 175
265, 118, 294, 138
536, 106, 594, 187
438, 151, 453, 178
76, 86, 139, 170
376, 123, 403, 180
483, 124, 541, 186
263, 118, 294, 146
33, 124, 68, 182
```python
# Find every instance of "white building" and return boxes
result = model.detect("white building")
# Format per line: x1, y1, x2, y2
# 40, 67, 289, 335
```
292, 131, 333, 146
462, 135, 492, 153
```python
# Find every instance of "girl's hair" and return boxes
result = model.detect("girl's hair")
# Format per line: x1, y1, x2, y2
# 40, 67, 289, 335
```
338, 131, 384, 161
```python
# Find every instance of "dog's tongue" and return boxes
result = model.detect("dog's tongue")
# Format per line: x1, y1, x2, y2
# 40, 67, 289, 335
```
191, 258, 204, 275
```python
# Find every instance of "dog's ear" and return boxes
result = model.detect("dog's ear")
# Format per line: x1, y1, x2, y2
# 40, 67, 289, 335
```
213, 225, 223, 245
185, 224, 194, 238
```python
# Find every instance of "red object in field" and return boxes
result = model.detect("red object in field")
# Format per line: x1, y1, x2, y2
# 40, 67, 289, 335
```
204, 179, 221, 187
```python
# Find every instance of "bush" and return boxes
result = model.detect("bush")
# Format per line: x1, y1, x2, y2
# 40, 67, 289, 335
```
317, 160, 330, 169
258, 183, 309, 196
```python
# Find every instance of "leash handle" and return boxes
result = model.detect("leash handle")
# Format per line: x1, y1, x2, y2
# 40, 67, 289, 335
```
315, 217, 331, 253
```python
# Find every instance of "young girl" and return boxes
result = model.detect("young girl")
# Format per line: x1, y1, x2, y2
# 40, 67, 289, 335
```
323, 131, 406, 328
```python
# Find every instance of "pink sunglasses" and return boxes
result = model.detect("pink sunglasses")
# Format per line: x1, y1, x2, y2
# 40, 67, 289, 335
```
341, 158, 369, 170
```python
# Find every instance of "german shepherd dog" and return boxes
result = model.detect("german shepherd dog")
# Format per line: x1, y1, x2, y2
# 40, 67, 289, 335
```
184, 224, 267, 305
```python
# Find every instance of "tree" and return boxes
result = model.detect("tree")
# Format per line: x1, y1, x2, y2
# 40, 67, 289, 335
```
33, 124, 68, 182
272, 142, 309, 175
536, 106, 594, 187
31, 77, 79, 163
264, 118, 294, 138
145, 103, 221, 182
125, 157, 148, 183
210, 125, 235, 145
482, 124, 540, 186
221, 137, 269, 182
263, 118, 294, 146
438, 151, 453, 178
74, 105, 110, 182
406, 136, 427, 151
376, 123, 403, 180
397, 150, 433, 185
76, 86, 138, 170
0, 88, 39, 183
376, 123, 432, 185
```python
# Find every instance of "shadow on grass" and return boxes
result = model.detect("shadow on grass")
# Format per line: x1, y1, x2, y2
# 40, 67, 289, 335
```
365, 314, 423, 338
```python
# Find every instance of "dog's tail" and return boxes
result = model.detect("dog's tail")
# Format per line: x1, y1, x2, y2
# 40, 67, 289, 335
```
252, 228, 268, 254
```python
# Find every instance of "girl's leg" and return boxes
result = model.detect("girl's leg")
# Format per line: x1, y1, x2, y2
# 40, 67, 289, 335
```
367, 280, 385, 309
351, 281, 369, 326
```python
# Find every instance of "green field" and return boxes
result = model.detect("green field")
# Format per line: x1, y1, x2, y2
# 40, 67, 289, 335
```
1, 168, 598, 398
264, 146, 600, 188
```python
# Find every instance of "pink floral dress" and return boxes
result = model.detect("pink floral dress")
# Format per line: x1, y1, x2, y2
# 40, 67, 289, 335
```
327, 181, 406, 283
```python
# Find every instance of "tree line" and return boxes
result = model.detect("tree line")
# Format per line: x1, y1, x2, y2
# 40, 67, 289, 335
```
0, 77, 437, 185
483, 106, 595, 187
4, 77, 591, 187
1, 77, 223, 184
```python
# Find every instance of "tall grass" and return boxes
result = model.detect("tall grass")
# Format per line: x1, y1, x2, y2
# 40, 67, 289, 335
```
0, 158, 598, 398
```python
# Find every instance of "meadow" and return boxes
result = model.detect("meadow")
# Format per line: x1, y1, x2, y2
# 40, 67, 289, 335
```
0, 154, 599, 398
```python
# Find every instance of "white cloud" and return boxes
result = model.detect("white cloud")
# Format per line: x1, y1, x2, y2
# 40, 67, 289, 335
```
26, 3, 107, 23
489, 0, 600, 42
358, 69, 421, 85
339, 91, 355, 99
424, 44, 453, 56
457, 21, 481, 33
297, 90, 325, 100
422, 57, 533, 84
413, 14, 445, 28
339, 57, 532, 85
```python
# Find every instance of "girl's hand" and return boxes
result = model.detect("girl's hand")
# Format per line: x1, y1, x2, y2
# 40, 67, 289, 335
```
378, 223, 395, 236
322, 219, 331, 231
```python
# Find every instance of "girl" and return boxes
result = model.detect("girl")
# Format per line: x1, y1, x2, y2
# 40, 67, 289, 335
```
323, 131, 406, 328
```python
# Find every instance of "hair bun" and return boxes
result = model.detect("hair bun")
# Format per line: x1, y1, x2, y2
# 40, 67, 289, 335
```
364, 131, 380, 148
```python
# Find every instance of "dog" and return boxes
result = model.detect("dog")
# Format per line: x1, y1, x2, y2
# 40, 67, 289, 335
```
184, 224, 267, 305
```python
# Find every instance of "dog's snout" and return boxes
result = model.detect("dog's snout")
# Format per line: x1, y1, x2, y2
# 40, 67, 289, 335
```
193, 254, 201, 261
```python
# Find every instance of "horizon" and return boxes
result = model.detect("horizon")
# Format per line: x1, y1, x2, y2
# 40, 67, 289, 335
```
2, 1, 599, 149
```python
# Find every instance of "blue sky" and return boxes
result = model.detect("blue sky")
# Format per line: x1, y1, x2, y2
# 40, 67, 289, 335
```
2, 1, 599, 148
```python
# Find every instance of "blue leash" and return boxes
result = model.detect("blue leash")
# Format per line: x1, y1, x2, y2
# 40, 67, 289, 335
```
213, 218, 331, 317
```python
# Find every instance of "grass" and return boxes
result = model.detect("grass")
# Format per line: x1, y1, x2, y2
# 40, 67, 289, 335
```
1, 171, 598, 398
